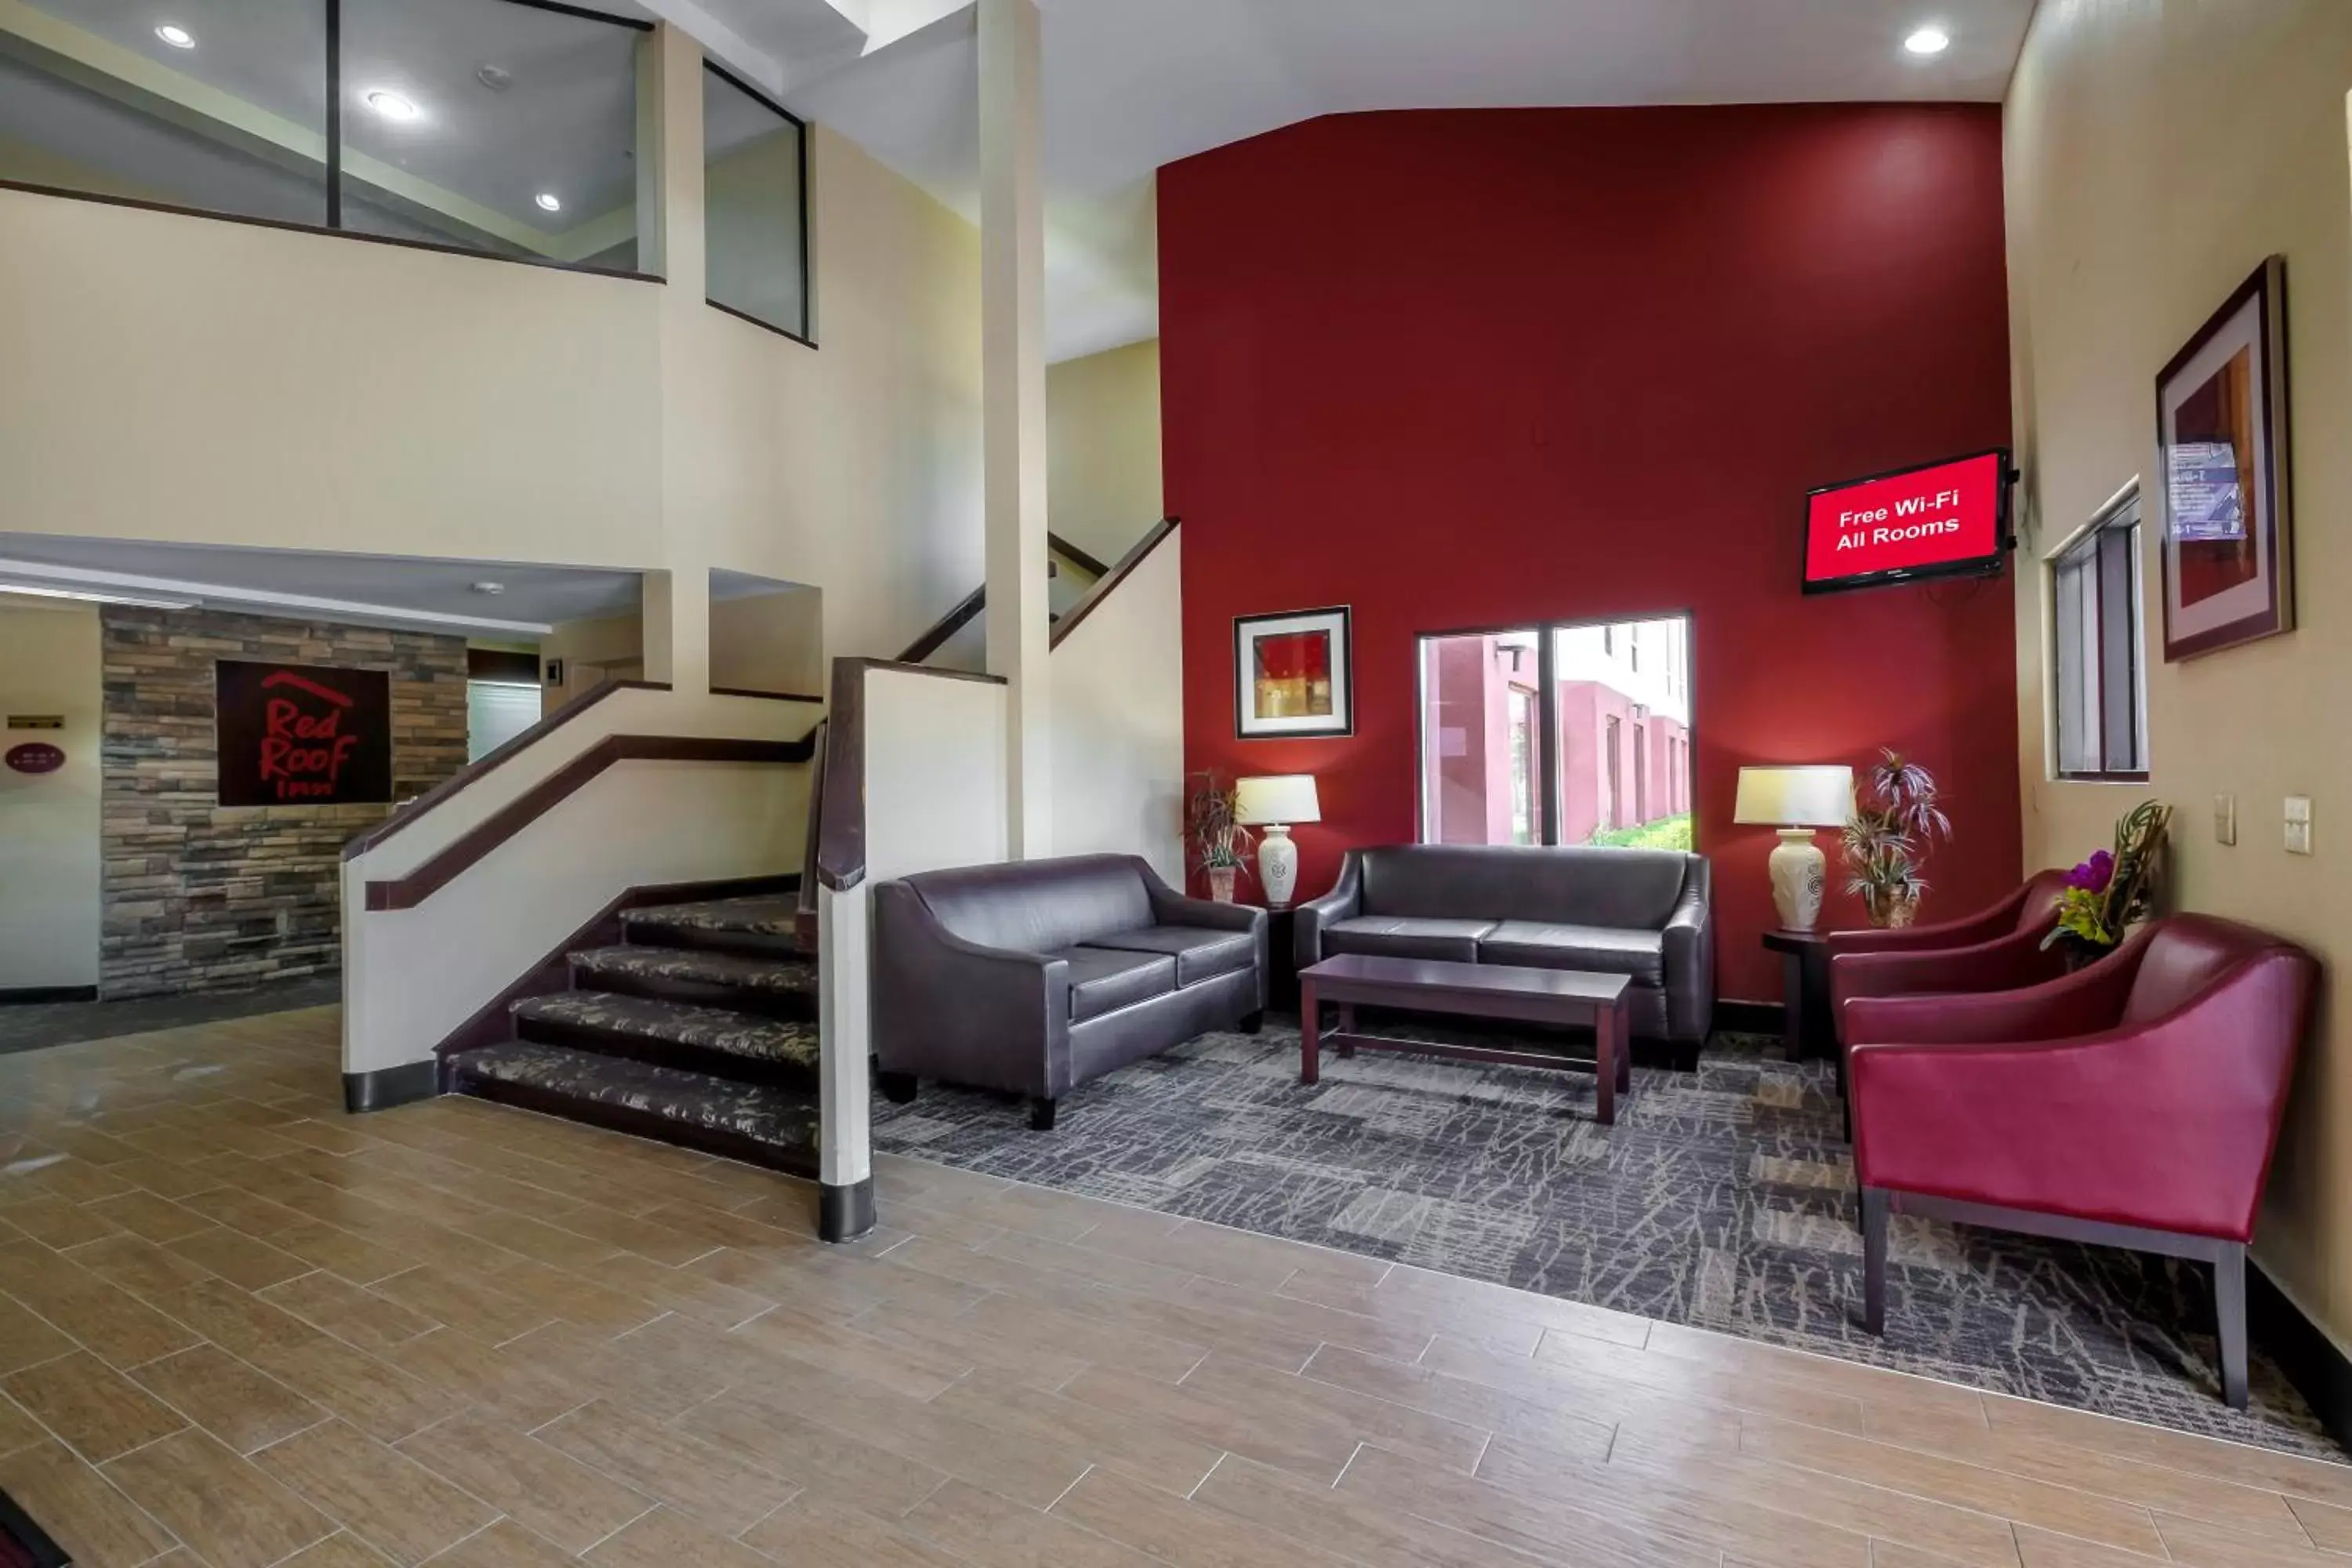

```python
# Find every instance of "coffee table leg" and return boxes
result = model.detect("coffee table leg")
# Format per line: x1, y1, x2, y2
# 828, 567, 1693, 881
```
1301, 979, 1321, 1085
1337, 1002, 1356, 1058
1595, 1005, 1618, 1127
1616, 999, 1632, 1095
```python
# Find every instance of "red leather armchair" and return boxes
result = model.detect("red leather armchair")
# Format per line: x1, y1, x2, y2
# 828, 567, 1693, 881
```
1828, 869, 2071, 1046
1846, 915, 2318, 1410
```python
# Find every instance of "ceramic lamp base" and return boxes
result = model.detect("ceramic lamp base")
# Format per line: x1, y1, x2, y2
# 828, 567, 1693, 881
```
1768, 827, 1828, 931
1258, 824, 1299, 907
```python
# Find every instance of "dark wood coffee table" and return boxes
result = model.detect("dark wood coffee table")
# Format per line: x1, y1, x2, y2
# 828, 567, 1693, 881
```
1298, 953, 1634, 1124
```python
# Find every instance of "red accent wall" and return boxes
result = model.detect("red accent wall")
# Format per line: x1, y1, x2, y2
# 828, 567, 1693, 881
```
1161, 105, 2020, 1002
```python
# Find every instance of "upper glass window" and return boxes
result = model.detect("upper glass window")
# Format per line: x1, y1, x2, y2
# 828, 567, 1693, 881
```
703, 62, 809, 342
2052, 489, 2148, 780
0, 0, 650, 276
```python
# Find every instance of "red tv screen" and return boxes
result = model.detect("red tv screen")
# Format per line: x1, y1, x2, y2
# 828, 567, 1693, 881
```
1804, 448, 2012, 593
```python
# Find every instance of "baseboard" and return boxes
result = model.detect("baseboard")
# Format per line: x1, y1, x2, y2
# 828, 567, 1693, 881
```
343, 1059, 439, 1114
2249, 1261, 2352, 1453
1714, 999, 1781, 1035
0, 985, 98, 1006
821, 1178, 876, 1243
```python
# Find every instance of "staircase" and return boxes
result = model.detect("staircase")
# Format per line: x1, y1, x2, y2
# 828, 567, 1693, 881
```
442, 891, 826, 1177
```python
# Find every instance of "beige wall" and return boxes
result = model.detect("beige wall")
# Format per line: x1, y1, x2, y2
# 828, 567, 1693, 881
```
1047, 338, 1162, 567
0, 25, 981, 678
1049, 532, 1184, 884
711, 586, 824, 696
0, 597, 100, 991
2005, 1, 2352, 1340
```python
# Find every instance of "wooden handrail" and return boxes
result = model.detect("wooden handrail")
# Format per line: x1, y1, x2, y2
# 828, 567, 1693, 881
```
894, 584, 986, 666
811, 658, 1007, 894
342, 680, 669, 861
1050, 516, 1179, 650
887, 527, 1145, 666
362, 731, 815, 911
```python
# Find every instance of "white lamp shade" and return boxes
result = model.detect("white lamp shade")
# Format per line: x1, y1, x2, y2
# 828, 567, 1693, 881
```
1732, 765, 1853, 828
1234, 773, 1320, 826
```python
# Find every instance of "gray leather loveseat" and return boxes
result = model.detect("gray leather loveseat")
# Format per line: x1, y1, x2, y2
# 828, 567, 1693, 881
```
873, 854, 1267, 1129
1296, 844, 1713, 1060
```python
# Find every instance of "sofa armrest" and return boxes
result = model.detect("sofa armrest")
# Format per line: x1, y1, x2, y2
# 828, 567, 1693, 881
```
1830, 927, 2072, 1044
1294, 852, 1363, 972
1841, 935, 2145, 1049
1661, 858, 1713, 1042
873, 880, 1073, 1098
1849, 953, 2313, 1240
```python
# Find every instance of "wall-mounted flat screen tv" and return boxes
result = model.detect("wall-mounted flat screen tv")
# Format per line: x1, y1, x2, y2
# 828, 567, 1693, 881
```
1803, 448, 2013, 594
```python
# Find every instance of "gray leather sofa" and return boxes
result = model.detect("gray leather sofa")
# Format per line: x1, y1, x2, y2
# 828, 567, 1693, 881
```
1296, 844, 1713, 1056
873, 854, 1267, 1129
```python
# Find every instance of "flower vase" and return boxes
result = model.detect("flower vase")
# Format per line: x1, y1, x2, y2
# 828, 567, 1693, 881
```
1207, 866, 1236, 903
2057, 935, 2111, 973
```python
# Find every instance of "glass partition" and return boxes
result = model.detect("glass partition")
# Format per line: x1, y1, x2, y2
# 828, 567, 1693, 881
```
0, 0, 650, 275
703, 61, 809, 341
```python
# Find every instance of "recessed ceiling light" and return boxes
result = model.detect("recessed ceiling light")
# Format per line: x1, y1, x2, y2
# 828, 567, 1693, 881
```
534, 192, 562, 213
154, 23, 195, 49
470, 581, 506, 596
1904, 25, 1951, 56
364, 88, 422, 122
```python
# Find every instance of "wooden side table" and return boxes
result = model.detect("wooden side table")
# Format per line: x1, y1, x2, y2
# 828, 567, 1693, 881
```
1761, 929, 1835, 1061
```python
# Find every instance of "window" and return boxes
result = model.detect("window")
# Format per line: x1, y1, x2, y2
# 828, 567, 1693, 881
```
703, 62, 811, 342
2052, 488, 2148, 780
1417, 616, 1693, 851
0, 0, 652, 275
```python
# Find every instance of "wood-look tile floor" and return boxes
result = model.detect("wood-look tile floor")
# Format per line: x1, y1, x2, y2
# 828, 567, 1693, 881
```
4, 1007, 2349, 1568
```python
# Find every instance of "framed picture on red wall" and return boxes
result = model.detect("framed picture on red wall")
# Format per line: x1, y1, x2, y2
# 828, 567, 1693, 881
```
1235, 606, 1352, 739
2156, 255, 2293, 661
216, 660, 394, 807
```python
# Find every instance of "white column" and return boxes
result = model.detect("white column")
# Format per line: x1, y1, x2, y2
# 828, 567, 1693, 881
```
815, 878, 873, 1238
642, 24, 710, 699
979, 0, 1052, 858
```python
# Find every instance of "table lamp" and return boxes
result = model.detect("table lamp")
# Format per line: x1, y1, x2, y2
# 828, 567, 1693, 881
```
1732, 764, 1855, 931
1234, 774, 1321, 908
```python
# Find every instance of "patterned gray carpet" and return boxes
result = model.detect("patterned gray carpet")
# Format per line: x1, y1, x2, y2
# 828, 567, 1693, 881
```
872, 1018, 2341, 1458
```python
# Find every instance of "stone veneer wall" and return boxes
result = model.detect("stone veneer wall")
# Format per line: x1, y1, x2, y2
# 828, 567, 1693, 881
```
100, 607, 469, 999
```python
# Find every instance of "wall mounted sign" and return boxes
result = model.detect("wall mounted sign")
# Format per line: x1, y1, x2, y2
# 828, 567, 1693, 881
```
1234, 606, 1353, 739
1802, 448, 2013, 594
5, 715, 63, 730
2158, 255, 2293, 661
216, 660, 393, 806
4, 742, 64, 775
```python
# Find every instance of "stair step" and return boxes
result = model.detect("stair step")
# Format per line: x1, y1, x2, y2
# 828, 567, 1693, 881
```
446, 1041, 819, 1178
571, 944, 818, 1018
622, 895, 811, 956
513, 991, 818, 1088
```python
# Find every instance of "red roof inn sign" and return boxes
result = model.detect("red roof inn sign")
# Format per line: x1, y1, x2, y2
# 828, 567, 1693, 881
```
215, 661, 394, 807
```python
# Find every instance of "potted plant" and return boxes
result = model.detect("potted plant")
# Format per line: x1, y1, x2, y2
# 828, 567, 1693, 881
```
1185, 769, 1256, 902
2043, 800, 2172, 967
1841, 749, 1953, 928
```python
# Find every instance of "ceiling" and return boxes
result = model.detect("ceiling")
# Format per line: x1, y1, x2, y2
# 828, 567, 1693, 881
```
708, 0, 2036, 360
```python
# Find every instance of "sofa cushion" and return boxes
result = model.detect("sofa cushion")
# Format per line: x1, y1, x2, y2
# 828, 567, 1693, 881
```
1357, 844, 1693, 930
1323, 916, 1497, 963
1047, 947, 1176, 1022
1479, 921, 1665, 983
903, 855, 1156, 953
1082, 926, 1256, 987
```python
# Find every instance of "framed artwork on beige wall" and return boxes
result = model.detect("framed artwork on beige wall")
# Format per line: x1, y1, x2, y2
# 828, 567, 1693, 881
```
1235, 606, 1352, 739
2156, 255, 2293, 661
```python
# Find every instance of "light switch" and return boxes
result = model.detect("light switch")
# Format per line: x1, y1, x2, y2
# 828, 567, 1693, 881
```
2216, 793, 2237, 846
2285, 795, 2313, 855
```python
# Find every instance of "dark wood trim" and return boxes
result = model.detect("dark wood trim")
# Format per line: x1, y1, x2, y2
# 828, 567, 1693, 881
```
820, 1178, 877, 1243
0, 985, 99, 1007
467, 648, 541, 684
364, 735, 813, 911
343, 1059, 437, 1114
431, 873, 800, 1062
815, 661, 869, 893
0, 179, 667, 285
325, 0, 342, 228
2054, 769, 2153, 784
706, 296, 818, 349
0, 1485, 69, 1568
709, 685, 825, 704
495, 0, 655, 29
1049, 517, 1179, 650
1046, 532, 1113, 580
342, 681, 669, 861
897, 585, 987, 666
2250, 1260, 2352, 1454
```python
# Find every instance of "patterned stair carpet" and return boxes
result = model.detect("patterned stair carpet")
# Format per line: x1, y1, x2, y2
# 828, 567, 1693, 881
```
871, 1019, 2342, 1459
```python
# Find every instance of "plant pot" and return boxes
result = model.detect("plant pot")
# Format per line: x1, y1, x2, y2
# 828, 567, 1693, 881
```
1207, 866, 1236, 903
2056, 935, 2113, 972
1867, 891, 1919, 930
